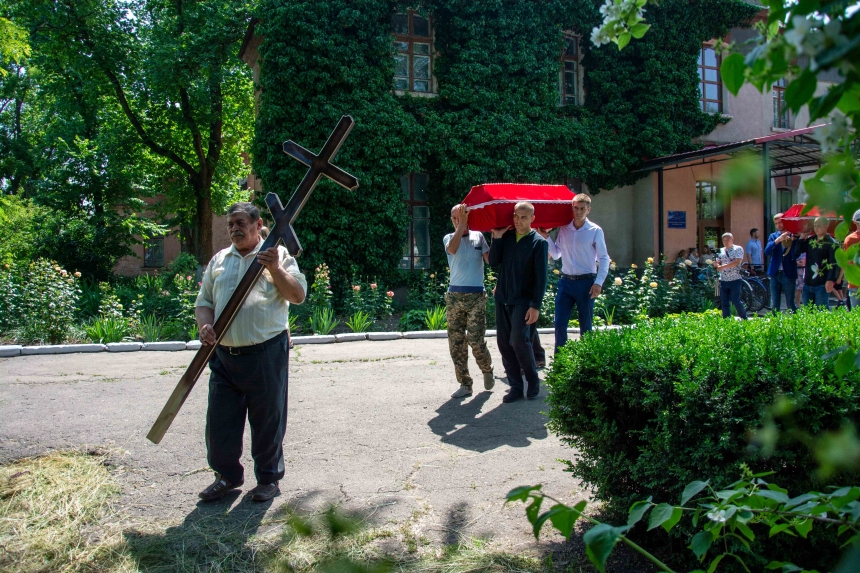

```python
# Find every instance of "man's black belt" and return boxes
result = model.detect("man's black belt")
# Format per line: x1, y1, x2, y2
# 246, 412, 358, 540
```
562, 273, 597, 281
218, 330, 288, 356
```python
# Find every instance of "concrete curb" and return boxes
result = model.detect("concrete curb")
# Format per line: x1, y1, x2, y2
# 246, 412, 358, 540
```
292, 335, 336, 345
144, 341, 188, 351
21, 344, 106, 356
1, 324, 626, 358
403, 330, 448, 339
367, 332, 403, 341
334, 333, 368, 343
0, 345, 23, 357
107, 342, 143, 352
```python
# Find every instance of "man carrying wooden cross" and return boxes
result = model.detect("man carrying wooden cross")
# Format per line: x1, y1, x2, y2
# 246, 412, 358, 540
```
195, 202, 307, 502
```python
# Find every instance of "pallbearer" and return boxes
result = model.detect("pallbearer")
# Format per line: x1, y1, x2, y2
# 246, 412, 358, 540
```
195, 202, 307, 502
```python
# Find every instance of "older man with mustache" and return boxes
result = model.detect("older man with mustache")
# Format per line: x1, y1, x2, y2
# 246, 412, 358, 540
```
194, 202, 307, 502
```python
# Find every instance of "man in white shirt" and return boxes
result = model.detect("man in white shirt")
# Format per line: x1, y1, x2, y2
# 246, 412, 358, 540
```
194, 202, 307, 503
537, 194, 610, 352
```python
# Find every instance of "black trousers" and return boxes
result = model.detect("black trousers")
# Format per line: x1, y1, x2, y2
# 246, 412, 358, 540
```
496, 302, 540, 393
205, 331, 290, 486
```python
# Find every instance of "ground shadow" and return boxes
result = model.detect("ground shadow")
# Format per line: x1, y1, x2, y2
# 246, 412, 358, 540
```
122, 489, 274, 571
427, 387, 549, 452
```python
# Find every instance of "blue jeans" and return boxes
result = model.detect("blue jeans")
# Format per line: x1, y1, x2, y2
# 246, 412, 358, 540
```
720, 279, 748, 319
802, 284, 830, 309
554, 277, 595, 351
769, 271, 797, 312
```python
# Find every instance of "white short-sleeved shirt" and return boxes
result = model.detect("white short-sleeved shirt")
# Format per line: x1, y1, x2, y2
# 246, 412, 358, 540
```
444, 231, 489, 290
717, 245, 744, 282
195, 240, 307, 347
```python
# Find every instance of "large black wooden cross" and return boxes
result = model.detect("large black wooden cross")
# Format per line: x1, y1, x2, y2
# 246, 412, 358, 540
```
147, 116, 358, 444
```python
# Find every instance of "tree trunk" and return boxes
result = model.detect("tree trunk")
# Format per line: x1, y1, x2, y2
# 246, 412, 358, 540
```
192, 170, 214, 265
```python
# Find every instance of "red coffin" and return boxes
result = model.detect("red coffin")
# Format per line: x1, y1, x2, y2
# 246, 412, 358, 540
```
462, 183, 575, 232
781, 203, 843, 235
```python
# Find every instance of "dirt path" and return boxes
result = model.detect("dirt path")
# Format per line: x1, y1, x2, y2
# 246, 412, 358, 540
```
0, 337, 587, 554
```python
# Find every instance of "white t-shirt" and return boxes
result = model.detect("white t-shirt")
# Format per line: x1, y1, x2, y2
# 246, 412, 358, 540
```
717, 245, 744, 282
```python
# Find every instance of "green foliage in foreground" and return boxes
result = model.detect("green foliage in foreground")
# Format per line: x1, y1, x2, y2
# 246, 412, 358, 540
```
509, 473, 860, 573
546, 309, 860, 569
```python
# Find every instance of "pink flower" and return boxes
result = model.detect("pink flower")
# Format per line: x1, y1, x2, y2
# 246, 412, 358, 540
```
198, 282, 202, 286
386, 290, 394, 297
370, 283, 377, 289
353, 285, 360, 292
186, 275, 192, 281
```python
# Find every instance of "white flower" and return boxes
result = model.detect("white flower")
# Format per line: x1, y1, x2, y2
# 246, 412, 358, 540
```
685, 259, 693, 266
610, 262, 617, 270
649, 281, 658, 288
614, 277, 623, 286
784, 15, 812, 52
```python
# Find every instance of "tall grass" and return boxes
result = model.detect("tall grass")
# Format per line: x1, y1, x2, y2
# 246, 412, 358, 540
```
85, 316, 129, 344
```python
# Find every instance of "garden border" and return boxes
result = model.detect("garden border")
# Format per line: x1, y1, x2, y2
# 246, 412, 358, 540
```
0, 326, 621, 358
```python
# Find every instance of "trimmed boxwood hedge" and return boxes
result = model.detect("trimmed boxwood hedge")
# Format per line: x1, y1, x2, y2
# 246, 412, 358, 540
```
546, 309, 860, 569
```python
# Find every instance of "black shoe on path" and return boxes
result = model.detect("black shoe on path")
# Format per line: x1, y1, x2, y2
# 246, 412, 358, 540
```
527, 383, 540, 400
250, 483, 280, 502
199, 474, 242, 501
502, 389, 524, 403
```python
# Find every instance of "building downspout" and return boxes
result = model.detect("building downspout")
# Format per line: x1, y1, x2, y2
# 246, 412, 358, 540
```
658, 167, 665, 259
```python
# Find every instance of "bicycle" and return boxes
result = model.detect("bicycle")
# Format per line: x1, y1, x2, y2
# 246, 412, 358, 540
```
700, 266, 762, 313
740, 266, 770, 313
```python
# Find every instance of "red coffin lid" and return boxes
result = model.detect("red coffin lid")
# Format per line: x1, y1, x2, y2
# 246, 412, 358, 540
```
780, 203, 842, 235
462, 183, 575, 232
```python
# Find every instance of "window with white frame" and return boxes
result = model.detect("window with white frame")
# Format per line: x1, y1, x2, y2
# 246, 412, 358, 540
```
393, 11, 433, 94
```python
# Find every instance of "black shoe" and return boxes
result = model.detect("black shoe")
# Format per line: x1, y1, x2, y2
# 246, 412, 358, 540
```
527, 384, 540, 400
199, 474, 242, 501
250, 482, 279, 502
502, 389, 524, 403
536, 361, 546, 369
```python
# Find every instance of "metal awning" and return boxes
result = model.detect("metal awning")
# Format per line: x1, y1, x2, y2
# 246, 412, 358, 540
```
633, 125, 826, 175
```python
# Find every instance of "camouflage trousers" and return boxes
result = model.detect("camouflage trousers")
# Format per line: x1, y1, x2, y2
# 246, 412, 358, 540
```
445, 292, 493, 387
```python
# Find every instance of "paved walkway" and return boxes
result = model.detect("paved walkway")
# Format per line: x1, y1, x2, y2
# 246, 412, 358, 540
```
0, 336, 585, 551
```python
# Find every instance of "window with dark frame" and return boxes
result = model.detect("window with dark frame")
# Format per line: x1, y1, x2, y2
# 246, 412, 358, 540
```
144, 236, 165, 268
393, 11, 433, 93
399, 173, 430, 270
773, 78, 789, 128
698, 45, 722, 113
777, 187, 795, 214
696, 181, 723, 220
561, 32, 580, 105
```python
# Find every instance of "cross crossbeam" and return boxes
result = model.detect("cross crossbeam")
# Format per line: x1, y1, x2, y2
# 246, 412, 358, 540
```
146, 116, 358, 444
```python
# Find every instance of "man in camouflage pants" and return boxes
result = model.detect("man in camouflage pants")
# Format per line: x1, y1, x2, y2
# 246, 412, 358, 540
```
444, 204, 495, 398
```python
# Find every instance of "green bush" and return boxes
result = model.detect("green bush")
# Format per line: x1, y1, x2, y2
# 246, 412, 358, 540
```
85, 316, 129, 344
0, 259, 81, 344
546, 309, 860, 569
398, 309, 427, 332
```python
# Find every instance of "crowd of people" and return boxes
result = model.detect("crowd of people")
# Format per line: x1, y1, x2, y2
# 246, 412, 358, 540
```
183, 198, 858, 503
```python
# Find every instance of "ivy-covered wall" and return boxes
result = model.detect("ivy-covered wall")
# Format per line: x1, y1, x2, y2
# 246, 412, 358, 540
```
252, 0, 758, 289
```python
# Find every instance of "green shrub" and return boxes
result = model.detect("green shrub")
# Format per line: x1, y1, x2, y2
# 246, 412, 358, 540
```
2, 259, 81, 344
85, 316, 129, 344
345, 310, 373, 333
310, 306, 338, 335
136, 314, 163, 342
398, 309, 426, 332
424, 306, 447, 330
546, 308, 860, 569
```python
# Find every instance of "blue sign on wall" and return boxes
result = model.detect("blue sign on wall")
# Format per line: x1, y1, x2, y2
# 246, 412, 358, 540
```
667, 211, 686, 229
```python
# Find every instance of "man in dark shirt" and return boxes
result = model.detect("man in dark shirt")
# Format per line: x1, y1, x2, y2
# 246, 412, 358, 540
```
489, 201, 548, 403
795, 216, 838, 309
